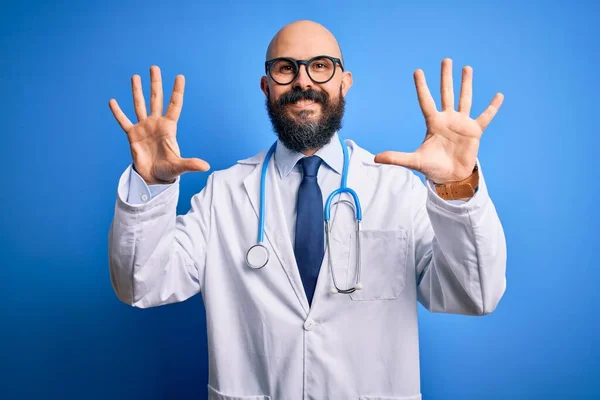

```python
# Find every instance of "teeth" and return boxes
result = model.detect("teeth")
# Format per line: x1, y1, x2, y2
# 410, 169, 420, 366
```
295, 100, 314, 105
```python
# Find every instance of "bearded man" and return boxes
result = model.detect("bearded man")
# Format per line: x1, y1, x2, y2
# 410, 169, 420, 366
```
108, 19, 507, 400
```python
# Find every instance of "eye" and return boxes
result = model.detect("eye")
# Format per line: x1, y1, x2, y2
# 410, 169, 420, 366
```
272, 60, 297, 75
310, 58, 333, 72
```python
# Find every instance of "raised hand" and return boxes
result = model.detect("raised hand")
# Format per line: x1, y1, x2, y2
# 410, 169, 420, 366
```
374, 58, 503, 184
109, 66, 210, 185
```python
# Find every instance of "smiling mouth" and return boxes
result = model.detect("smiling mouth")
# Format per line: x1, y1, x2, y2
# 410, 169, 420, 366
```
289, 99, 320, 108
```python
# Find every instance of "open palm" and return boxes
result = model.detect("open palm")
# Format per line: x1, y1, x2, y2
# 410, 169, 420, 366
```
108, 66, 210, 185
374, 58, 504, 183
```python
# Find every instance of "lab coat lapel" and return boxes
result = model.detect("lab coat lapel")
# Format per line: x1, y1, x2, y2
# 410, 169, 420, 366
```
345, 140, 378, 222
322, 140, 378, 231
242, 154, 310, 316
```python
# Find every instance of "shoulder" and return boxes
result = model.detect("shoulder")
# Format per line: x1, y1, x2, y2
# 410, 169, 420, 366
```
345, 138, 418, 190
205, 148, 265, 189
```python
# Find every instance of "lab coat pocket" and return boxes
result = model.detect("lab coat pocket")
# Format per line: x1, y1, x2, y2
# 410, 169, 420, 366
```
207, 384, 271, 400
347, 229, 408, 301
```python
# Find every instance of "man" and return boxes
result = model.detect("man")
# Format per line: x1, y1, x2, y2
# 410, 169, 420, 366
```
108, 20, 506, 400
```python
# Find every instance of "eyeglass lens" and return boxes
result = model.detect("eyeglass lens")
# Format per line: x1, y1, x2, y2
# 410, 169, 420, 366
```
269, 57, 336, 84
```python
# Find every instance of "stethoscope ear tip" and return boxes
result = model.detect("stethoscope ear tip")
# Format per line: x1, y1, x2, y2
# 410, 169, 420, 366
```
355, 282, 363, 290
330, 287, 338, 294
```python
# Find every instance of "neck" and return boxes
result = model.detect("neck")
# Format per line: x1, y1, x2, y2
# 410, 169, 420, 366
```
302, 148, 319, 156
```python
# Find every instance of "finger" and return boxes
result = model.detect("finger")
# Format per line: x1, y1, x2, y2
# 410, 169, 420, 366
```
413, 69, 437, 120
108, 99, 133, 132
177, 157, 211, 174
165, 75, 185, 122
440, 58, 454, 111
458, 66, 473, 115
476, 93, 504, 131
374, 151, 420, 172
150, 65, 163, 116
131, 74, 148, 121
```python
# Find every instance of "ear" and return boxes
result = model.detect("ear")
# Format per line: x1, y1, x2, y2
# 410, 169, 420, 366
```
341, 71, 353, 97
260, 76, 270, 98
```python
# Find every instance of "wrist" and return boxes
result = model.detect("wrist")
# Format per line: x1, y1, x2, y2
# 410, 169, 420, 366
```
432, 165, 479, 201
132, 163, 175, 185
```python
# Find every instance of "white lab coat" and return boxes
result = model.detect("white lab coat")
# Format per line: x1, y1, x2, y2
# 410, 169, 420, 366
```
108, 139, 506, 400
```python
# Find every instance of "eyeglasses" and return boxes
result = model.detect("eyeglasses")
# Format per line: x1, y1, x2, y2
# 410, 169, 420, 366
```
265, 55, 344, 85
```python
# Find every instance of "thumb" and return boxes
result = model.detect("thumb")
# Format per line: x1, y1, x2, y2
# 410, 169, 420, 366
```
179, 157, 211, 173
374, 151, 421, 172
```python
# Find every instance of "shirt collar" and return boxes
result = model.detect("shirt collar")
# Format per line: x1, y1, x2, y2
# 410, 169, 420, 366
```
274, 132, 344, 179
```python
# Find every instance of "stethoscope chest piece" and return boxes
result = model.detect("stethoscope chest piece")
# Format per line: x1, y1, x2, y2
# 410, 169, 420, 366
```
246, 244, 270, 269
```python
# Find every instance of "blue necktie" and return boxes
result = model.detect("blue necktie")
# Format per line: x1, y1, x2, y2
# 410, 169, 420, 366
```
294, 156, 324, 307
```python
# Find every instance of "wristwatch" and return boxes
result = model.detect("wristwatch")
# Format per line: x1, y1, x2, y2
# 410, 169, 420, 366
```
433, 165, 479, 200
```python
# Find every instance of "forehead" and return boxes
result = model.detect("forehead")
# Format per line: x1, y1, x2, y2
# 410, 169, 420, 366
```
267, 25, 341, 61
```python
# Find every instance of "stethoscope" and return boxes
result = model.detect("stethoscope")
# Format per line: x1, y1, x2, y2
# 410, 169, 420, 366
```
245, 135, 364, 294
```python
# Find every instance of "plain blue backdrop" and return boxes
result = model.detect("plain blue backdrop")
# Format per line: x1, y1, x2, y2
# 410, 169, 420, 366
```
1, 0, 598, 399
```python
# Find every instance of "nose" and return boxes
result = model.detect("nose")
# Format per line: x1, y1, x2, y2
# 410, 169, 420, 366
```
292, 64, 312, 91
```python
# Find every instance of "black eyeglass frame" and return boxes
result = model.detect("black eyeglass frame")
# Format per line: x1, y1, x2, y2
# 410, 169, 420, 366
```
264, 55, 345, 85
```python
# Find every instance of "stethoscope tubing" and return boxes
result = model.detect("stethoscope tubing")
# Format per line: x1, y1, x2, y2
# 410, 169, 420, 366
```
248, 135, 363, 294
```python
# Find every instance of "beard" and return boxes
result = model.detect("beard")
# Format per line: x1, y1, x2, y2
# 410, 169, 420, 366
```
266, 86, 345, 153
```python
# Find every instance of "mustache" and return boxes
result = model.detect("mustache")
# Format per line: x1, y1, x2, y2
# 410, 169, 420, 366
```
276, 88, 328, 106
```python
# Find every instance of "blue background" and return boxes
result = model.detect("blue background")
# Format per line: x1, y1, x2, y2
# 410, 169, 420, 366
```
1, 0, 598, 399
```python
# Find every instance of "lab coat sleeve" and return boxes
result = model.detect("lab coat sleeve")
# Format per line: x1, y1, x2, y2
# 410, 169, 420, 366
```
108, 164, 214, 308
413, 159, 507, 315
127, 164, 172, 204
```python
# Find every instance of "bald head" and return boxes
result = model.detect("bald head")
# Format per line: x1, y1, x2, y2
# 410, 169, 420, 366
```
266, 20, 343, 65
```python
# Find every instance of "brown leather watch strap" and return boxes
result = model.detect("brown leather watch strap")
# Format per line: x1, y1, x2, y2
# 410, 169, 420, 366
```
434, 165, 479, 200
